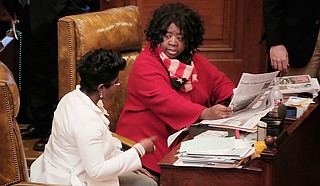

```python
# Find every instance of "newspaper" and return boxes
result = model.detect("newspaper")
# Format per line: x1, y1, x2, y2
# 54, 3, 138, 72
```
167, 72, 279, 147
200, 71, 279, 132
200, 88, 274, 132
273, 75, 320, 98
229, 71, 279, 113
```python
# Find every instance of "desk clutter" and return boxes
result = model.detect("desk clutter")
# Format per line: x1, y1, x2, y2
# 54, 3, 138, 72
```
170, 74, 319, 169
160, 97, 320, 186
273, 74, 319, 120
170, 125, 257, 168
174, 136, 254, 168
284, 96, 315, 118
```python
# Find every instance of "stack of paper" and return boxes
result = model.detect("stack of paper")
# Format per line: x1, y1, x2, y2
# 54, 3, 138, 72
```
174, 137, 254, 167
274, 75, 320, 98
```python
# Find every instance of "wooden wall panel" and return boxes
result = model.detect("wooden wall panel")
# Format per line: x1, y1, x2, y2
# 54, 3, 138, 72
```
100, 0, 267, 84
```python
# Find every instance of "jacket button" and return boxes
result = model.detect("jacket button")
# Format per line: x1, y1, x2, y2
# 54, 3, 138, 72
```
316, 20, 319, 24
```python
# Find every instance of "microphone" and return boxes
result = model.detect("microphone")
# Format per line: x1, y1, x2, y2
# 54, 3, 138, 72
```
277, 103, 287, 121
260, 103, 287, 137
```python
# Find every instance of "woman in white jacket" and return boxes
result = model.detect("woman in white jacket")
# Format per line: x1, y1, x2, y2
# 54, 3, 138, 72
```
30, 49, 157, 186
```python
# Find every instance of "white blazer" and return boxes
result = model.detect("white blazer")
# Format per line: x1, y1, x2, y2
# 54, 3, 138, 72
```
30, 86, 141, 186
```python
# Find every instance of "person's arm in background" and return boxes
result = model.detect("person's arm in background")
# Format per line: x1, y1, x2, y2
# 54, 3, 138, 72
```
263, 0, 289, 73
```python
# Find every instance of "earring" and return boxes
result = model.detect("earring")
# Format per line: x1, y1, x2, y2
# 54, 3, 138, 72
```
100, 93, 103, 99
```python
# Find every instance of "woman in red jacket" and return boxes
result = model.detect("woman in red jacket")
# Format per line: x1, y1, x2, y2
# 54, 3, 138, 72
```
116, 2, 235, 176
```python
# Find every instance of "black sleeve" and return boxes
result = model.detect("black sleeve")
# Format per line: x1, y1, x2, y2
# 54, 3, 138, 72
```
263, 0, 285, 48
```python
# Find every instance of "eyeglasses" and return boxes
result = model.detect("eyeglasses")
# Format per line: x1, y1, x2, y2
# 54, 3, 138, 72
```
104, 80, 121, 88
113, 81, 121, 86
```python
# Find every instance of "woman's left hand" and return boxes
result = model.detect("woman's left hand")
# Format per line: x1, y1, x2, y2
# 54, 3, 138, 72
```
134, 168, 153, 177
133, 168, 158, 182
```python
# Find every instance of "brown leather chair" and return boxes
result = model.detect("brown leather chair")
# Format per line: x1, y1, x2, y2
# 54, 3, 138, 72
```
58, 5, 141, 147
0, 61, 59, 186
0, 60, 28, 185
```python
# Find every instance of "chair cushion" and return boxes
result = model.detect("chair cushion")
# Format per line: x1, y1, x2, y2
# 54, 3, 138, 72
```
104, 51, 138, 132
58, 5, 142, 99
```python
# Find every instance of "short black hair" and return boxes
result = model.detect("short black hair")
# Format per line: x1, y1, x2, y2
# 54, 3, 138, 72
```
77, 49, 126, 94
144, 2, 205, 53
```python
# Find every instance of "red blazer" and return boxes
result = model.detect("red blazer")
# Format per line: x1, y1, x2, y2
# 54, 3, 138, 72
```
116, 44, 235, 173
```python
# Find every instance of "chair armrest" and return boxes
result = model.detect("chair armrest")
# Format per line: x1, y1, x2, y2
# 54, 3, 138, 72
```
13, 182, 63, 185
112, 132, 136, 150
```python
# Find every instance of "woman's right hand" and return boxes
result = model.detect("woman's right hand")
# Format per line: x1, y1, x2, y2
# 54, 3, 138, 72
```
138, 136, 157, 154
269, 45, 289, 73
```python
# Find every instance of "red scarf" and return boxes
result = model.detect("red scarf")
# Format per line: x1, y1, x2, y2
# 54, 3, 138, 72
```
158, 47, 198, 92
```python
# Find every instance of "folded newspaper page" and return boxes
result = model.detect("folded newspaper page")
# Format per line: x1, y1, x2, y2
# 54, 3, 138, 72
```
200, 71, 279, 132
273, 74, 320, 98
229, 71, 279, 113
200, 88, 274, 132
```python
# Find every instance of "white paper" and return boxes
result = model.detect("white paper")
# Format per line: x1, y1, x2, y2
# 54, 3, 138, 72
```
229, 71, 279, 113
0, 36, 14, 47
175, 137, 253, 167
173, 158, 243, 168
285, 96, 314, 107
201, 89, 274, 132
179, 137, 236, 154
194, 130, 228, 139
167, 126, 189, 147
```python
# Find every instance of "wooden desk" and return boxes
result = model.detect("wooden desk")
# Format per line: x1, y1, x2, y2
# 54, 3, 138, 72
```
159, 99, 320, 186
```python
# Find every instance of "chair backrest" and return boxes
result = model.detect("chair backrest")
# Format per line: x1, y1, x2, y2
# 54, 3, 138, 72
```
0, 61, 28, 185
58, 6, 142, 132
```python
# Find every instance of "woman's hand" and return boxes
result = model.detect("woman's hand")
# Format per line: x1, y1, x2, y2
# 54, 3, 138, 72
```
200, 104, 233, 120
133, 168, 153, 177
138, 136, 157, 154
133, 168, 159, 183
